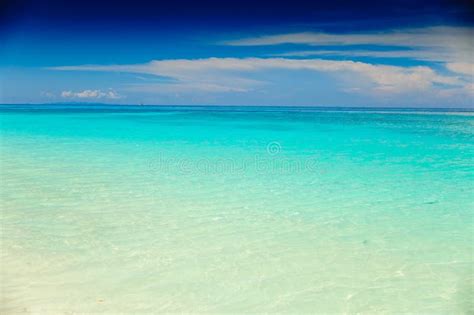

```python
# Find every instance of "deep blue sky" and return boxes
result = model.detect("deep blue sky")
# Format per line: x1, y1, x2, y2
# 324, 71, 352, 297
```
1, 0, 473, 107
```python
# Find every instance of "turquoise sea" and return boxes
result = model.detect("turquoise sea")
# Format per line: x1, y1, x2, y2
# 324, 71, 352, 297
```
1, 105, 473, 313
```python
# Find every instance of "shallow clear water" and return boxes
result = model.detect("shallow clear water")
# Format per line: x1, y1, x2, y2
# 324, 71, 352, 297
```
1, 105, 473, 313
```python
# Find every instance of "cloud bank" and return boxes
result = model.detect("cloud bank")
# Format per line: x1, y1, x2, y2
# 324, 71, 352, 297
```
223, 26, 473, 64
61, 89, 121, 99
48, 25, 473, 106
52, 57, 467, 96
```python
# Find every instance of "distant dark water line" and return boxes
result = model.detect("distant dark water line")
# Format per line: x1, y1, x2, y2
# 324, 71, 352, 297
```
1, 103, 473, 115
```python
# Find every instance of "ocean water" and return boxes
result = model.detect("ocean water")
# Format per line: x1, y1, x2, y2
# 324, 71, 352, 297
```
0, 105, 473, 313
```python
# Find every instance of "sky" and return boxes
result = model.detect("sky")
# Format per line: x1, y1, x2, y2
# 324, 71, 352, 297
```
0, 0, 473, 107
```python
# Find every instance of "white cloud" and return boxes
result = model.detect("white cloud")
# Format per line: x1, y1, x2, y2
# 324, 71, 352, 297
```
224, 26, 472, 47
446, 62, 474, 77
128, 82, 250, 93
52, 57, 462, 95
272, 49, 454, 62
224, 26, 474, 64
61, 89, 121, 99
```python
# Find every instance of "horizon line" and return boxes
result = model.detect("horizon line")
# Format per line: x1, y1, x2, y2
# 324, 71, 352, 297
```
1, 103, 473, 112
